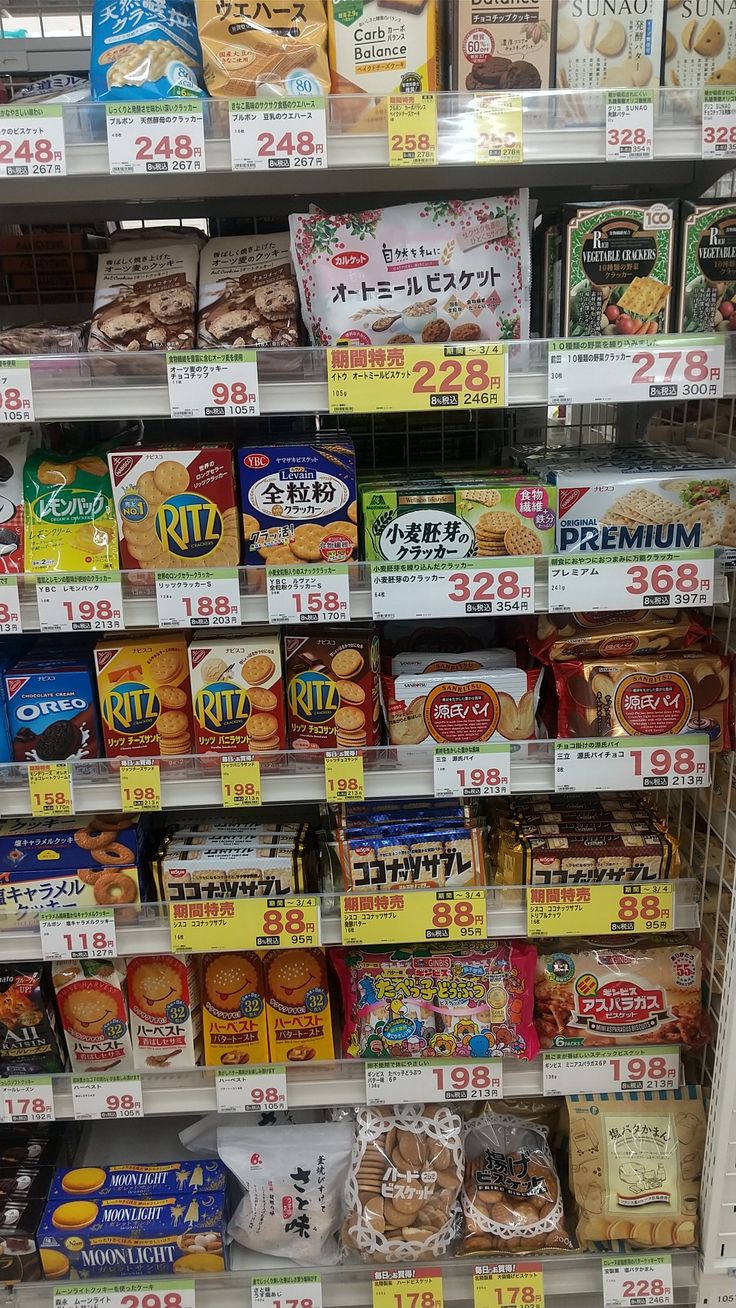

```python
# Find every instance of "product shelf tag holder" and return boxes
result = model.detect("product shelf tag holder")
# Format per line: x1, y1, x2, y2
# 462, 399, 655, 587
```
527, 882, 674, 939
252, 1274, 321, 1308
119, 760, 162, 812
167, 351, 259, 420
371, 557, 534, 621
388, 93, 437, 167
0, 576, 21, 632
548, 337, 724, 406
341, 889, 487, 947
434, 743, 511, 798
548, 551, 714, 613
606, 90, 653, 161
0, 104, 66, 176
602, 1255, 673, 1308
366, 1059, 502, 1106
328, 343, 507, 415
543, 1046, 680, 1096
71, 1073, 143, 1121
54, 1282, 195, 1308
0, 357, 33, 423
106, 101, 205, 174
267, 564, 351, 624
555, 735, 710, 793
702, 87, 736, 159
221, 755, 262, 807
155, 568, 241, 627
229, 97, 327, 171
28, 762, 73, 817
474, 1263, 543, 1308
324, 749, 364, 803
169, 896, 320, 953
474, 93, 523, 164
35, 572, 124, 632
38, 908, 117, 961
217, 1066, 288, 1115
373, 1269, 443, 1308
0, 1076, 54, 1123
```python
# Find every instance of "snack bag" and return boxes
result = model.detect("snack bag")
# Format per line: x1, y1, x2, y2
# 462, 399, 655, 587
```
195, 0, 329, 98
24, 449, 118, 573
91, 0, 205, 101
52, 960, 134, 1074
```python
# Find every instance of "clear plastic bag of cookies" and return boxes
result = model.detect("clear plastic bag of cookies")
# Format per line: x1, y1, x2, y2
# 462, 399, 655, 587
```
460, 1110, 572, 1255
341, 1104, 463, 1264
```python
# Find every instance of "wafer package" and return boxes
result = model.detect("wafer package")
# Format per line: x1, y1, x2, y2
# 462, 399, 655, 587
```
496, 825, 680, 887
563, 202, 675, 338
196, 0, 329, 98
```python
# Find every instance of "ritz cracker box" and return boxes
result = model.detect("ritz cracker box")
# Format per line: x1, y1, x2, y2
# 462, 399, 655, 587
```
95, 635, 194, 759
285, 628, 382, 751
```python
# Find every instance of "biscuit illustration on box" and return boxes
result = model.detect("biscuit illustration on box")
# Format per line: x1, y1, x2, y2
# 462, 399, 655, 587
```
126, 954, 202, 1070
285, 628, 382, 750
677, 202, 736, 333
189, 633, 286, 756
95, 634, 194, 759
4, 655, 101, 763
564, 203, 674, 337
201, 951, 268, 1066
556, 0, 664, 90
263, 947, 334, 1063
238, 441, 357, 566
454, 0, 554, 92
52, 960, 133, 1074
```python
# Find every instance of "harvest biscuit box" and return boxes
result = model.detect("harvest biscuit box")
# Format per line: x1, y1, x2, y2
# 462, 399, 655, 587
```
238, 441, 357, 566
263, 947, 334, 1063
126, 954, 202, 1071
453, 0, 555, 90
95, 635, 194, 759
52, 959, 134, 1074
556, 0, 665, 88
285, 627, 381, 750
563, 202, 675, 337
108, 446, 239, 572
676, 202, 736, 333
328, 0, 441, 133
188, 633, 286, 755
200, 950, 269, 1066
664, 0, 736, 87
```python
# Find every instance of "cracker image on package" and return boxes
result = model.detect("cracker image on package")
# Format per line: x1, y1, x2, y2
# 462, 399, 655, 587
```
90, 0, 205, 100
564, 202, 675, 337
676, 202, 736, 333
664, 1, 736, 87
197, 233, 299, 349
126, 954, 202, 1070
88, 243, 199, 352
189, 633, 286, 755
328, 0, 441, 134
556, 0, 664, 89
24, 448, 118, 574
95, 634, 194, 759
239, 441, 357, 565
109, 446, 239, 571
285, 627, 381, 750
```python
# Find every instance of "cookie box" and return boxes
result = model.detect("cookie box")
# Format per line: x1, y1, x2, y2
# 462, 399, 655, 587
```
453, 0, 555, 91
51, 960, 134, 1075
664, 0, 736, 87
382, 664, 543, 746
4, 656, 101, 762
563, 202, 676, 337
200, 950, 269, 1066
0, 815, 140, 872
263, 947, 334, 1064
556, 0, 665, 88
157, 839, 311, 902
0, 1194, 45, 1283
37, 1188, 228, 1279
238, 441, 357, 566
108, 446, 239, 572
0, 864, 143, 924
676, 202, 736, 333
126, 954, 202, 1071
189, 632, 286, 756
88, 243, 199, 353
95, 635, 194, 759
284, 627, 381, 750
24, 448, 118, 575
334, 823, 487, 891
48, 1161, 226, 1200
197, 233, 298, 349
328, 0, 441, 133
0, 966, 65, 1076
0, 1166, 54, 1204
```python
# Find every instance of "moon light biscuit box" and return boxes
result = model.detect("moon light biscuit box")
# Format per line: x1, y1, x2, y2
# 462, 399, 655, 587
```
95, 635, 194, 758
188, 632, 286, 756
238, 441, 357, 565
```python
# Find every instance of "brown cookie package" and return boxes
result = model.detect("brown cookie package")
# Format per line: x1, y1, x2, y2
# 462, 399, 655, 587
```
89, 243, 199, 353
452, 0, 555, 92
285, 627, 382, 751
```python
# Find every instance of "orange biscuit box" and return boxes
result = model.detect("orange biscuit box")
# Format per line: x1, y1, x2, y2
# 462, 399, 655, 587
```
200, 951, 269, 1066
188, 631, 286, 756
126, 954, 202, 1070
263, 947, 334, 1064
94, 635, 194, 759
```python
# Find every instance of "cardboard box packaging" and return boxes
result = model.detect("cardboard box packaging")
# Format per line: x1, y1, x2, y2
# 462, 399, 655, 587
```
563, 201, 675, 337
238, 441, 357, 566
263, 947, 334, 1063
95, 635, 193, 758
4, 657, 101, 763
328, 0, 441, 132
556, 0, 665, 88
664, 0, 736, 87
676, 201, 736, 332
189, 632, 286, 756
126, 954, 202, 1071
284, 626, 381, 750
453, 0, 555, 90
200, 951, 269, 1066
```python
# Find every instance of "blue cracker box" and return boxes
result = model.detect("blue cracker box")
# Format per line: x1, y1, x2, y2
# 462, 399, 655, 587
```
37, 1190, 228, 1279
5, 657, 101, 762
48, 1161, 226, 1202
0, 815, 140, 873
238, 441, 357, 565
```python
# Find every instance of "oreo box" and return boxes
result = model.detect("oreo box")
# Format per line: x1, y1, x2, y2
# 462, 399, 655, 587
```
4, 656, 100, 761
238, 441, 357, 565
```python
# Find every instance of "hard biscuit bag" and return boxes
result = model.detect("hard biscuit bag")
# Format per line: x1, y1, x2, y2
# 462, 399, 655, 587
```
91, 0, 205, 100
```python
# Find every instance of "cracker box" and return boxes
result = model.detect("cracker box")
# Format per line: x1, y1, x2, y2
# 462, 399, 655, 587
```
200, 951, 269, 1066
676, 202, 736, 333
188, 632, 286, 755
49, 1161, 226, 1199
238, 441, 357, 565
126, 954, 202, 1071
197, 233, 299, 349
95, 635, 194, 759
24, 448, 118, 574
4, 657, 101, 762
328, 0, 441, 133
453, 0, 555, 91
556, 0, 665, 89
52, 959, 134, 1074
563, 201, 675, 337
262, 947, 334, 1064
108, 446, 239, 572
284, 627, 381, 750
361, 477, 556, 561
664, 0, 736, 88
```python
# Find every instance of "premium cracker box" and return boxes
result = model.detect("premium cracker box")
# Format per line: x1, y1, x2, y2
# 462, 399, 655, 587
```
453, 0, 555, 90
664, 0, 736, 88
563, 201, 675, 337
676, 201, 736, 333
556, 0, 665, 88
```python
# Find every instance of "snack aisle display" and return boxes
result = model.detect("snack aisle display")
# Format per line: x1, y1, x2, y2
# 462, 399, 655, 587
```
5, 4, 736, 1308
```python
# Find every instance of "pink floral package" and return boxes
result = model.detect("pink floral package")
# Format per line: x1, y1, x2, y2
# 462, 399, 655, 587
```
288, 194, 530, 347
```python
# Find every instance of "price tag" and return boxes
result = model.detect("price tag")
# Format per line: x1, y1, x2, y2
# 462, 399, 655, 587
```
38, 909, 117, 961
120, 760, 162, 812
54, 1281, 195, 1308
602, 1256, 673, 1308
0, 575, 21, 633
434, 743, 511, 798
155, 569, 241, 627
325, 749, 364, 803
0, 1076, 54, 1123
702, 87, 736, 159
35, 572, 124, 633
373, 1270, 442, 1308
548, 337, 724, 405
0, 105, 66, 176
267, 564, 351, 624
474, 1263, 543, 1308
221, 756, 262, 807
167, 351, 259, 419
342, 888, 487, 947
388, 93, 437, 167
548, 551, 714, 613
527, 882, 673, 939
106, 101, 205, 174
28, 762, 73, 817
371, 557, 534, 621
71, 1074, 143, 1121
0, 357, 33, 423
169, 896, 320, 952
366, 1059, 502, 1106
555, 736, 710, 793
230, 97, 327, 171
474, 93, 523, 164
217, 1066, 288, 1115
252, 1275, 321, 1308
329, 343, 506, 415
606, 90, 653, 161
543, 1047, 680, 1096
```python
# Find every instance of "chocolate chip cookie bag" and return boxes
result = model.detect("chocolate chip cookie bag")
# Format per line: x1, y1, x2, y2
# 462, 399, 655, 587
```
195, 0, 329, 99
89, 243, 199, 354
342, 1104, 464, 1263
91, 0, 205, 101
197, 234, 299, 349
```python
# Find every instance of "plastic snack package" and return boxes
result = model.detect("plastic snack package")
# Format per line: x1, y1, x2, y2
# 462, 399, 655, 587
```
24, 447, 118, 573
341, 1103, 464, 1263
460, 1110, 573, 1254
566, 1087, 706, 1251
195, 0, 329, 99
91, 0, 205, 101
219, 1120, 353, 1265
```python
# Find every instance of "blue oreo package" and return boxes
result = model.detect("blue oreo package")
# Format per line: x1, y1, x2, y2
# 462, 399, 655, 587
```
91, 0, 205, 102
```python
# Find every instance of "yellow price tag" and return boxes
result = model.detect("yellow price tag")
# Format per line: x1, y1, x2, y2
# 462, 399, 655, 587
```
474, 1263, 543, 1308
474, 93, 523, 164
28, 763, 73, 817
169, 896, 320, 952
527, 883, 673, 938
342, 888, 486, 946
325, 749, 364, 803
119, 761, 161, 812
373, 1269, 443, 1308
328, 343, 507, 416
221, 756, 261, 807
388, 93, 437, 167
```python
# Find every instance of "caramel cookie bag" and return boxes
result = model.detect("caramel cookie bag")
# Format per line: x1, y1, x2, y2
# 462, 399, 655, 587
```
195, 0, 329, 98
